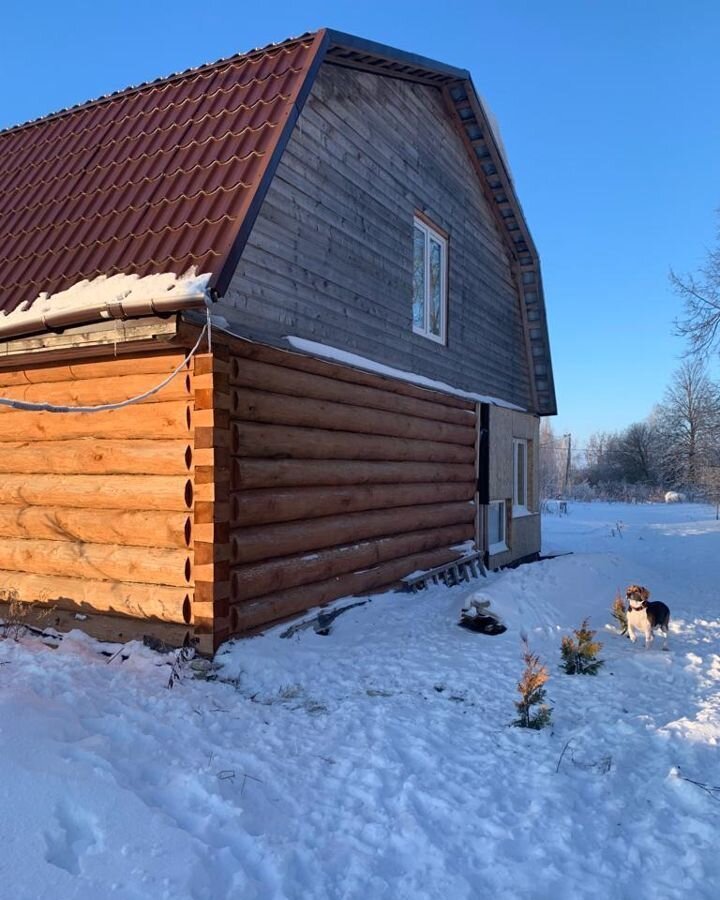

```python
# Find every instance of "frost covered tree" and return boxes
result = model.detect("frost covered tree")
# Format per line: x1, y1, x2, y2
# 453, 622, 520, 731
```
539, 420, 567, 499
581, 424, 661, 494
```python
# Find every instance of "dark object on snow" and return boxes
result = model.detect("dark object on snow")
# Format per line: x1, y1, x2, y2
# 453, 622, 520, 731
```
279, 600, 369, 639
459, 613, 507, 635
459, 595, 506, 635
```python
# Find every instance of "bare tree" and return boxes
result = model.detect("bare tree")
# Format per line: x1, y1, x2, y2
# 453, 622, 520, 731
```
655, 360, 720, 491
672, 226, 720, 357
698, 459, 720, 519
616, 422, 659, 485
539, 420, 566, 499
584, 430, 624, 485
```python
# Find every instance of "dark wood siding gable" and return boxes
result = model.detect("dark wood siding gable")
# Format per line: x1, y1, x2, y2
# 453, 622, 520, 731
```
219, 63, 532, 410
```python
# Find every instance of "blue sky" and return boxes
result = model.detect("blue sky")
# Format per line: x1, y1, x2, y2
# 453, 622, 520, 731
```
3, 1, 719, 442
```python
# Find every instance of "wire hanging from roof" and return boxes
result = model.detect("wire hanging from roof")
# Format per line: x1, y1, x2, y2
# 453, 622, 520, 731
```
0, 322, 209, 414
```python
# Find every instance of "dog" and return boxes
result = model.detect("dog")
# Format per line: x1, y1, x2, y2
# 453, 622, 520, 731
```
625, 584, 670, 649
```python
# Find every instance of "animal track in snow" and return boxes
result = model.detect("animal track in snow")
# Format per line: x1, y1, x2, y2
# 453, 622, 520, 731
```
43, 801, 102, 875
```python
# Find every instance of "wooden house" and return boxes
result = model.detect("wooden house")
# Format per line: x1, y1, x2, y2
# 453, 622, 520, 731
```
0, 30, 556, 653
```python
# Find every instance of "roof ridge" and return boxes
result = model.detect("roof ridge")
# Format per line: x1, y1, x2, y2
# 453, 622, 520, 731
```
0, 31, 319, 139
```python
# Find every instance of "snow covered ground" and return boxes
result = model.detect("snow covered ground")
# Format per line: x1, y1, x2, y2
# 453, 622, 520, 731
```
1, 502, 719, 899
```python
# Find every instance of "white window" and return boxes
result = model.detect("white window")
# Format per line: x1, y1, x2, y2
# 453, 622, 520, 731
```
488, 501, 507, 554
513, 438, 528, 514
412, 216, 447, 343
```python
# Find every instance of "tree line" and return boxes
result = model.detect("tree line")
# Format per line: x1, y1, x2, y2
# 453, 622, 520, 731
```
541, 359, 720, 504
541, 215, 720, 507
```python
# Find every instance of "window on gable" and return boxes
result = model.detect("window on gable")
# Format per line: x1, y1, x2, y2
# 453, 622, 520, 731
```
513, 438, 529, 514
412, 215, 447, 344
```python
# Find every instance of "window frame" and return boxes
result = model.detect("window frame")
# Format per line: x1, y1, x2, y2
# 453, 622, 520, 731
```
412, 215, 448, 345
513, 438, 529, 515
488, 500, 507, 554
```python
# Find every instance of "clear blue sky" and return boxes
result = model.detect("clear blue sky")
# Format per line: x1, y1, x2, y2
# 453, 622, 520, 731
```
3, 1, 719, 442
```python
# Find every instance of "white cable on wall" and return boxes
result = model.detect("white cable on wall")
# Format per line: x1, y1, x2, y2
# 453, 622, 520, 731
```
0, 319, 210, 414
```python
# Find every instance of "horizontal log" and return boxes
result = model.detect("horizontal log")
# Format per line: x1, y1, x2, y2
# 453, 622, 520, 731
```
0, 570, 191, 624
0, 474, 193, 510
231, 501, 475, 564
0, 401, 192, 441
230, 357, 474, 426
231, 523, 473, 601
0, 600, 193, 648
0, 371, 191, 411
0, 440, 192, 475
231, 421, 474, 464
0, 505, 191, 548
212, 329, 473, 410
0, 351, 188, 386
0, 538, 191, 587
232, 388, 475, 446
233, 459, 476, 489
230, 545, 467, 633
231, 483, 475, 527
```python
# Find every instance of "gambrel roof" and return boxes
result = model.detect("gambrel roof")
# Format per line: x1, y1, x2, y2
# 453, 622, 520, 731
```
0, 29, 555, 414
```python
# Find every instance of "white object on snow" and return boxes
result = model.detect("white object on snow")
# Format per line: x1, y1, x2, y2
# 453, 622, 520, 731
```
460, 591, 499, 621
664, 491, 686, 503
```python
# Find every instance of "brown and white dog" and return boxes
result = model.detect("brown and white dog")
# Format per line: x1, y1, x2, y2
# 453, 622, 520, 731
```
625, 585, 670, 649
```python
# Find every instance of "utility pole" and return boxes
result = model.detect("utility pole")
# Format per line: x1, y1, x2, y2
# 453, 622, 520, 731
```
562, 433, 572, 496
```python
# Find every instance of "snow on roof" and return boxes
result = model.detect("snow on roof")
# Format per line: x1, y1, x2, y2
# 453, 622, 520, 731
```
0, 270, 211, 340
286, 336, 526, 411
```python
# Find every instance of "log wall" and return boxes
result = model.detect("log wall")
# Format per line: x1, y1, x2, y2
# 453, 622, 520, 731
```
0, 331, 480, 650
225, 337, 478, 635
0, 350, 195, 630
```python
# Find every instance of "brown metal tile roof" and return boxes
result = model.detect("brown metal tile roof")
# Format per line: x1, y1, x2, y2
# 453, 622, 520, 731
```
0, 28, 554, 414
0, 30, 327, 318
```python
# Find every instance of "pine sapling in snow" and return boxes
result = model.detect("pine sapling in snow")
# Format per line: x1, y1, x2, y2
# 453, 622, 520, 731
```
513, 638, 552, 730
561, 618, 604, 675
611, 592, 628, 636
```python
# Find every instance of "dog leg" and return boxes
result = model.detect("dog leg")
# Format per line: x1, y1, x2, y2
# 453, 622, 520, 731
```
661, 626, 669, 651
644, 627, 653, 649
627, 621, 636, 643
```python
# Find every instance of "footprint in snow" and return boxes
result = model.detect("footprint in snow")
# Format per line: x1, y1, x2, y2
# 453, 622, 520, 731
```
43, 801, 102, 875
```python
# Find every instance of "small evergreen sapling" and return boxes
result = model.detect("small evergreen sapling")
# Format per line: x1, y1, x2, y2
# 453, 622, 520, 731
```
611, 592, 628, 636
513, 638, 552, 730
561, 618, 604, 675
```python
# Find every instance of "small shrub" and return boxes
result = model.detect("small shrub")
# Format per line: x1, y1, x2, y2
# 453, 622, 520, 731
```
561, 618, 604, 675
513, 638, 552, 730
611, 592, 628, 635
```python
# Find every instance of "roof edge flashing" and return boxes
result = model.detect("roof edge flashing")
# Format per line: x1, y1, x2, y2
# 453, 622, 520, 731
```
325, 30, 471, 82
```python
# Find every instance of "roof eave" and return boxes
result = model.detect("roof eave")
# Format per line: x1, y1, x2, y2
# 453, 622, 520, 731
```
0, 290, 207, 343
325, 29, 471, 83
